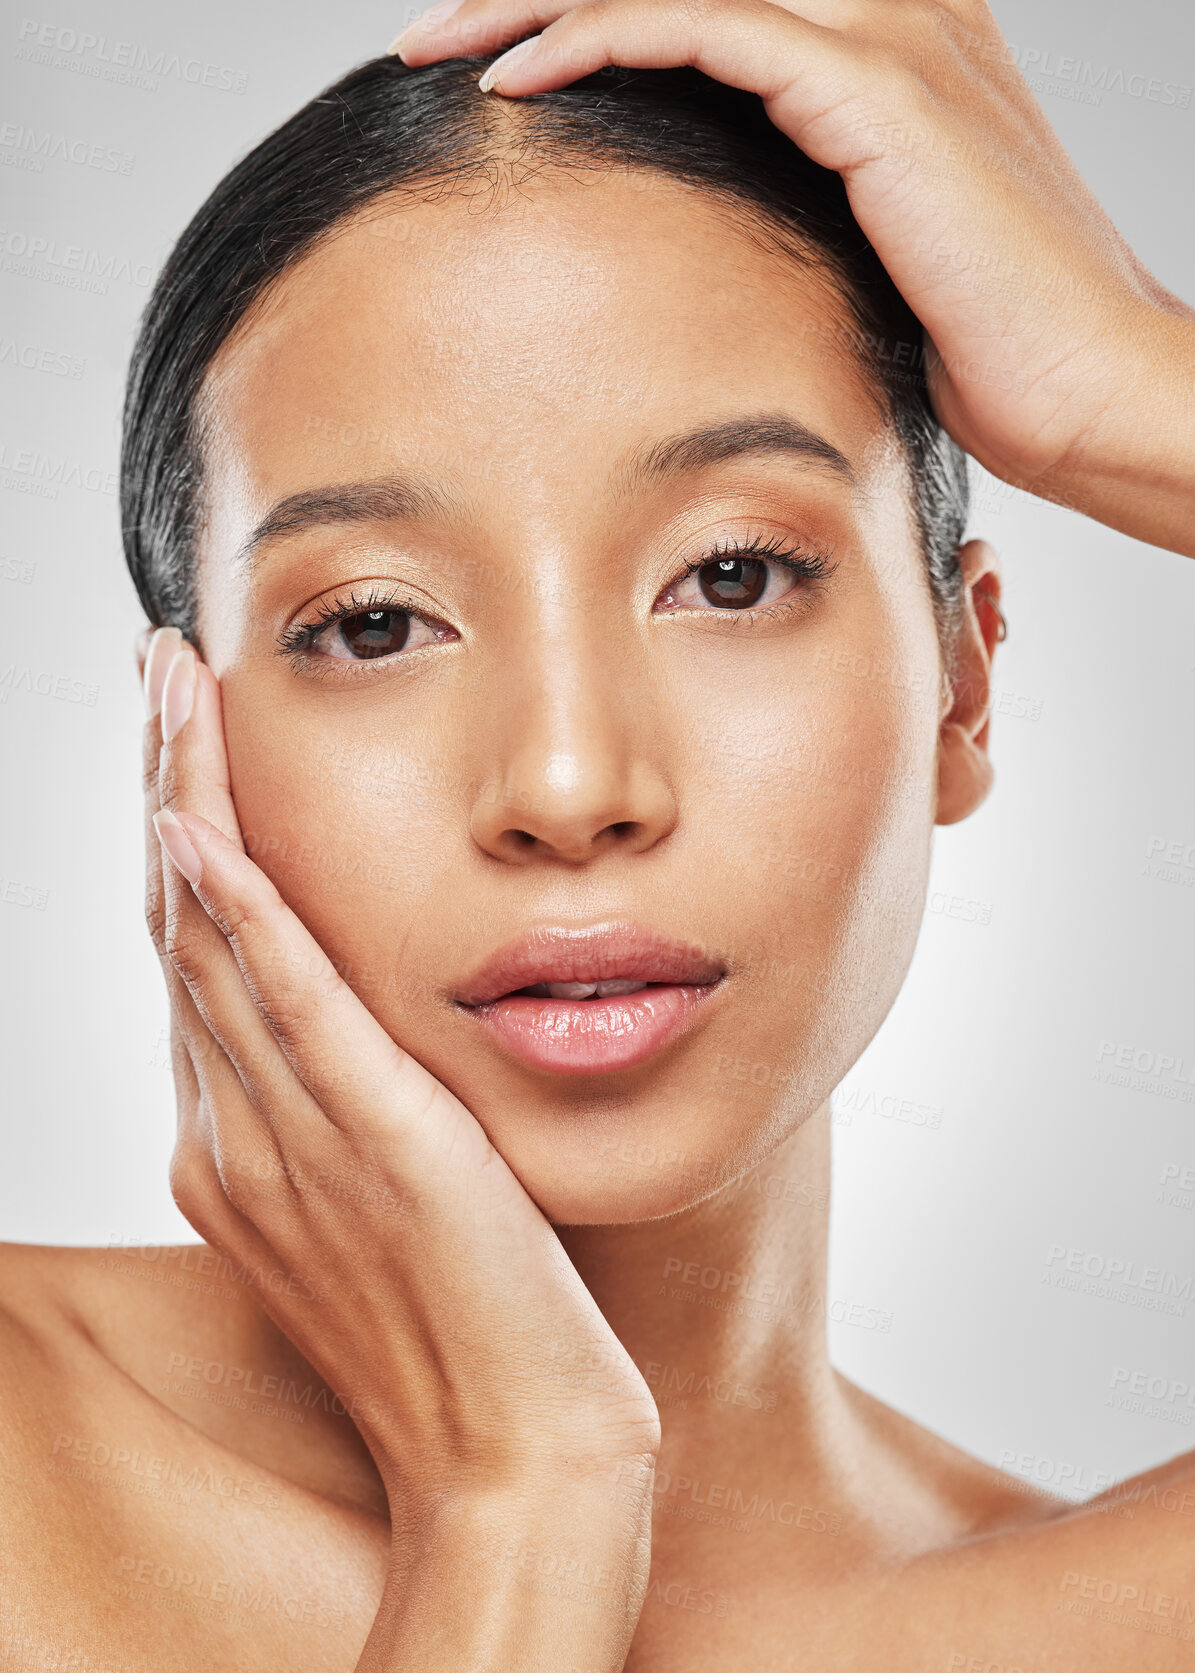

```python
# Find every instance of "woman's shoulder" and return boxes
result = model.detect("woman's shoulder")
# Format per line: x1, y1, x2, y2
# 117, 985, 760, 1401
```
847, 1378, 1195, 1667
834, 1370, 1074, 1543
0, 1240, 389, 1669
0, 1237, 266, 1440
0, 1237, 252, 1348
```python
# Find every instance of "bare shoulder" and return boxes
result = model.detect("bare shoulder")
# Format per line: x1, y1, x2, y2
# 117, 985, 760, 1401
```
835, 1370, 1073, 1542
0, 1237, 279, 1452
886, 1422, 1195, 1666
904, 1451, 1195, 1669
0, 1237, 256, 1363
0, 1238, 388, 1514
0, 1238, 128, 1380
836, 1371, 1195, 1667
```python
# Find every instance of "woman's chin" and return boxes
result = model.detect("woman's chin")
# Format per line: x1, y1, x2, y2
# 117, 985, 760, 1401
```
462, 1085, 795, 1228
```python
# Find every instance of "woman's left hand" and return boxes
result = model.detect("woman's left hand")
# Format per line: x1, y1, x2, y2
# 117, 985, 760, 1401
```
393, 0, 1195, 557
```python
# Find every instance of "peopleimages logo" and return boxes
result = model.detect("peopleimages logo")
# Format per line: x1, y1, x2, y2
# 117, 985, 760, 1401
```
1007, 45, 1192, 108
1093, 1040, 1195, 1106
0, 229, 152, 293
0, 122, 134, 174
1042, 1245, 1193, 1315
15, 18, 249, 95
1110, 1366, 1195, 1410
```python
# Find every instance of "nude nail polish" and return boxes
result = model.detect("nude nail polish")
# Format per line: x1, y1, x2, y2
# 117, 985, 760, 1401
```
153, 809, 203, 886
161, 646, 197, 744
478, 35, 540, 93
143, 626, 182, 719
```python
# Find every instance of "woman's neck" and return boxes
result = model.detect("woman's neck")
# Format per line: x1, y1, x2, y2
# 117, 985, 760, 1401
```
555, 1102, 859, 1525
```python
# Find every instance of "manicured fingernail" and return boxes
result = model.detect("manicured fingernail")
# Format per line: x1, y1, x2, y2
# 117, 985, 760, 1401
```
143, 626, 183, 719
161, 645, 197, 743
153, 809, 203, 886
389, 0, 466, 56
478, 34, 542, 92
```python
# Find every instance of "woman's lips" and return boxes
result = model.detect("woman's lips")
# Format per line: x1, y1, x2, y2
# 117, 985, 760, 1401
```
453, 921, 727, 1075
460, 979, 724, 1075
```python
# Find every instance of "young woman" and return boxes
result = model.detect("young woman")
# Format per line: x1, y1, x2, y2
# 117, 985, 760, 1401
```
2, 2, 1192, 1668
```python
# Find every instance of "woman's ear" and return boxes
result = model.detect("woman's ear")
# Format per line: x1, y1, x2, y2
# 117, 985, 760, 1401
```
935, 538, 1004, 827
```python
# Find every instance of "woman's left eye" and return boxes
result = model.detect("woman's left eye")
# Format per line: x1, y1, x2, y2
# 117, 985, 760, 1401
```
293, 604, 452, 662
656, 542, 830, 614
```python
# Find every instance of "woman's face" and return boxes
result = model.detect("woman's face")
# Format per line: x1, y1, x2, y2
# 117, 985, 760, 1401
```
195, 167, 967, 1225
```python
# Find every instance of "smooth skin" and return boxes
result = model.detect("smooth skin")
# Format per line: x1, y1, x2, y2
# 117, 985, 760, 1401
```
1, 1, 1193, 1669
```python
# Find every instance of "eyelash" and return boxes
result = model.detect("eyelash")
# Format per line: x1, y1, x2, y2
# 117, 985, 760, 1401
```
276, 584, 420, 660
665, 532, 836, 626
276, 534, 837, 667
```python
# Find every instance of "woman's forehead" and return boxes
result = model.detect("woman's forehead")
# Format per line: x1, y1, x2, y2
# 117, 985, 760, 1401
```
196, 171, 898, 550
209, 177, 877, 426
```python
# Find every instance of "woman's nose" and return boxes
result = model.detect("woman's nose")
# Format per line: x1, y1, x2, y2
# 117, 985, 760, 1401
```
467, 666, 679, 866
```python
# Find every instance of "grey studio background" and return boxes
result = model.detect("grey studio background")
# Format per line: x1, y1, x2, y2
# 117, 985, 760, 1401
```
2, 0, 1193, 1505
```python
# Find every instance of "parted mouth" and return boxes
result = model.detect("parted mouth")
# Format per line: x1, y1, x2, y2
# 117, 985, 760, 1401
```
454, 921, 727, 1008
506, 977, 666, 1000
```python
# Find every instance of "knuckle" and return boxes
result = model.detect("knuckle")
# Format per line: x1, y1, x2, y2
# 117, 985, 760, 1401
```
155, 748, 183, 810
897, 0, 979, 62
217, 1146, 288, 1217
251, 984, 315, 1052
162, 914, 211, 988
212, 895, 255, 944
168, 1140, 220, 1225
669, 0, 715, 34
211, 870, 285, 951
144, 891, 167, 957
141, 726, 161, 795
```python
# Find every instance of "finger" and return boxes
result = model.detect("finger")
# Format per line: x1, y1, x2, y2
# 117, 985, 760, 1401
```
393, 0, 850, 62
152, 809, 332, 1141
145, 636, 263, 1089
155, 831, 338, 1260
143, 629, 196, 1017
474, 0, 874, 175
396, 0, 855, 125
140, 637, 318, 1268
156, 808, 499, 1178
391, 0, 584, 64
155, 640, 285, 1092
147, 640, 327, 1142
142, 625, 181, 721
158, 647, 242, 849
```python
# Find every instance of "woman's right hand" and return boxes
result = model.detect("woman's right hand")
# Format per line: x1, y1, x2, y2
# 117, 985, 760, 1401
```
140, 626, 661, 1670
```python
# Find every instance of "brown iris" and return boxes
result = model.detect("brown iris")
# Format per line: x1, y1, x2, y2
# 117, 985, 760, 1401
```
698, 557, 768, 607
339, 609, 411, 659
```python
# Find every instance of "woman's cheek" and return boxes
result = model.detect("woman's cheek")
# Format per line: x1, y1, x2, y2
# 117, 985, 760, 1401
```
224, 699, 463, 1016
729, 646, 938, 1039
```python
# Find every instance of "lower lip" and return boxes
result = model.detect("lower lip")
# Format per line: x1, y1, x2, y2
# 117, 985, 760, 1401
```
460, 981, 723, 1075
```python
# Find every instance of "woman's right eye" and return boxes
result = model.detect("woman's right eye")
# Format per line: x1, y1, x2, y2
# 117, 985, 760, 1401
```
308, 607, 448, 662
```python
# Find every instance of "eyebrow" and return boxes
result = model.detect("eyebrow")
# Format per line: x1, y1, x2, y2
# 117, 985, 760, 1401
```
616, 412, 855, 493
233, 476, 459, 572
234, 411, 854, 571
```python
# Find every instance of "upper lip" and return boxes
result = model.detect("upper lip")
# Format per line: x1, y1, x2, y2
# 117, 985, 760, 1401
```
454, 921, 727, 1007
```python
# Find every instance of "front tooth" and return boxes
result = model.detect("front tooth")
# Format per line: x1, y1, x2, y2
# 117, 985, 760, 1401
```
594, 979, 648, 996
546, 981, 598, 999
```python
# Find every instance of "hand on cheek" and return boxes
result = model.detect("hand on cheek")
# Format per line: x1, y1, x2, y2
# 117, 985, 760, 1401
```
133, 628, 663, 1530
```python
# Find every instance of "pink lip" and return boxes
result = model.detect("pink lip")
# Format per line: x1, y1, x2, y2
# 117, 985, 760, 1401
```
454, 921, 726, 1076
